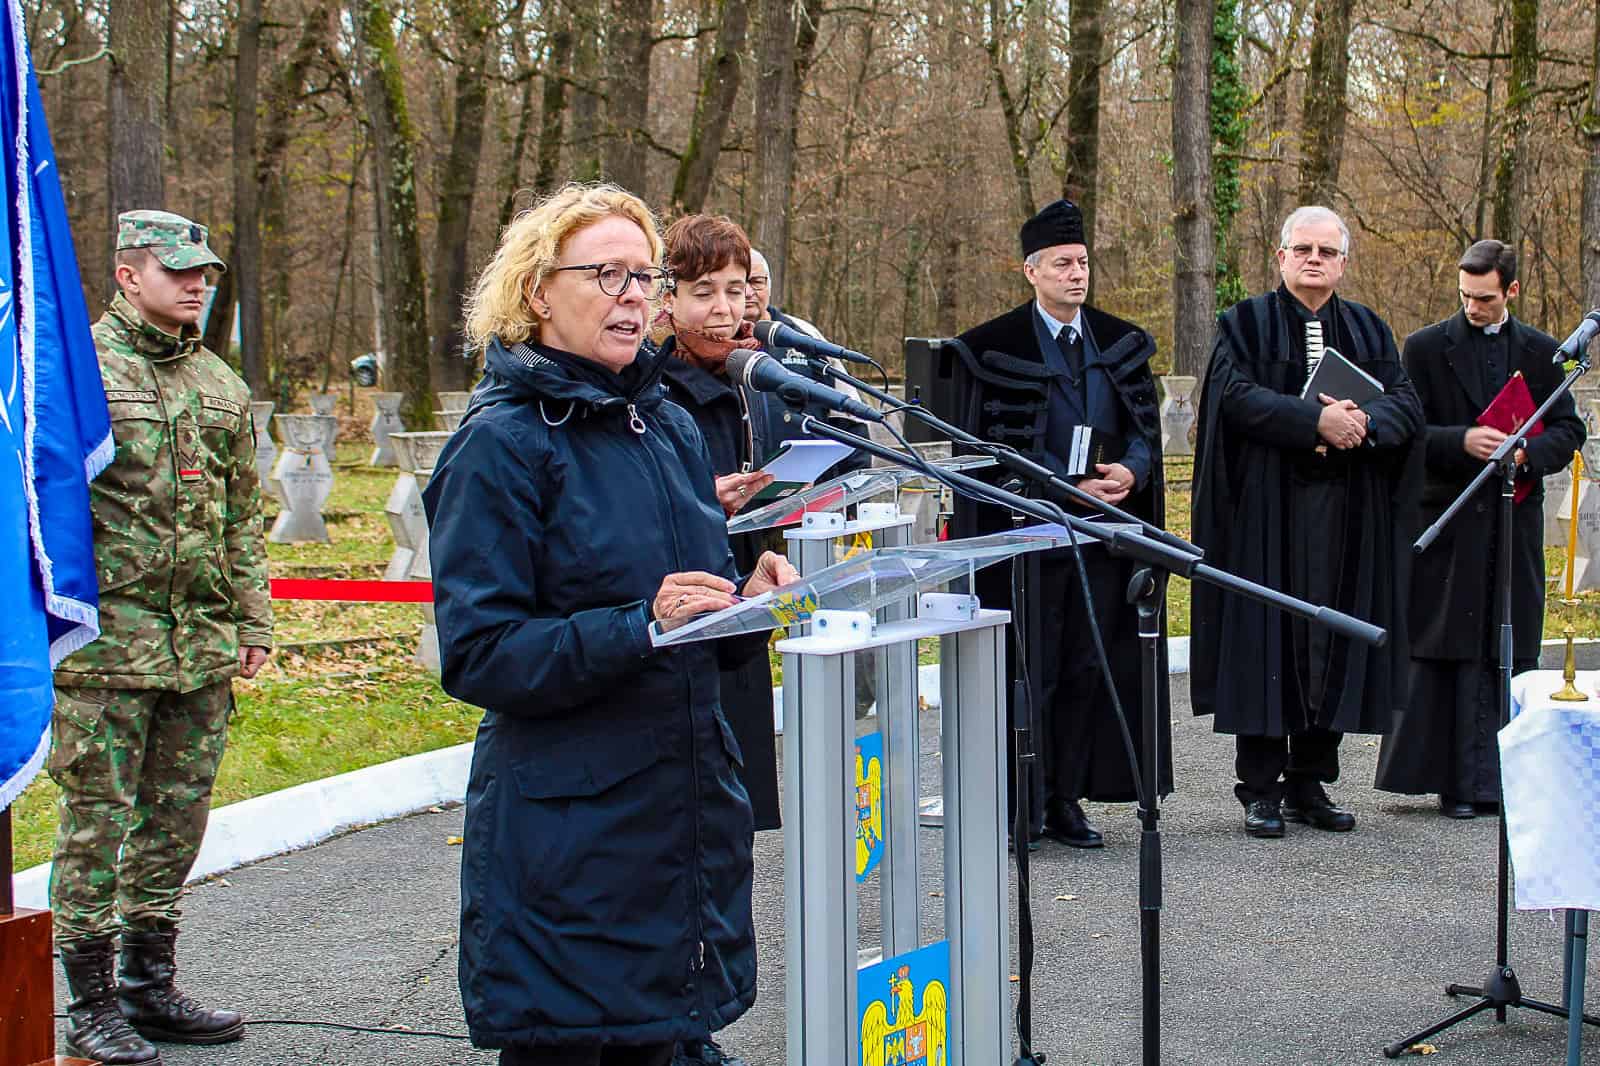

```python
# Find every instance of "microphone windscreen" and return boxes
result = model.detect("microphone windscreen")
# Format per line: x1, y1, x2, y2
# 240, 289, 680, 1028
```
752, 319, 782, 347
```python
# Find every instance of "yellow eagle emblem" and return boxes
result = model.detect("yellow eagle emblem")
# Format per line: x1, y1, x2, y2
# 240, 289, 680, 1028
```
860, 964, 948, 1066
855, 744, 883, 879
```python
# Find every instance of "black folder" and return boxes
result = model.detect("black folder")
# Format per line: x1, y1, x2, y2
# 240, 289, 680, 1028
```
1298, 346, 1384, 405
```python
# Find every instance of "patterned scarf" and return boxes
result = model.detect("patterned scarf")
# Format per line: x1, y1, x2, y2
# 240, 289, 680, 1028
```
661, 312, 761, 374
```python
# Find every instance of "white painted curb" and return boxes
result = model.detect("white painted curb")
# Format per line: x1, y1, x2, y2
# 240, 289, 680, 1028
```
12, 741, 474, 911
12, 637, 1201, 907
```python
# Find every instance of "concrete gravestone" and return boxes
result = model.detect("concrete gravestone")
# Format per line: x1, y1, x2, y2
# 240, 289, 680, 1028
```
436, 391, 473, 410
268, 414, 337, 544
436, 408, 466, 433
388, 430, 453, 672
1160, 375, 1197, 457
1546, 462, 1571, 548
307, 393, 340, 451
369, 392, 405, 467
250, 401, 278, 502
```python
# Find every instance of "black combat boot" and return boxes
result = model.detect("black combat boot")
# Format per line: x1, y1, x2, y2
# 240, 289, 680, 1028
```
59, 937, 163, 1065
118, 924, 245, 1045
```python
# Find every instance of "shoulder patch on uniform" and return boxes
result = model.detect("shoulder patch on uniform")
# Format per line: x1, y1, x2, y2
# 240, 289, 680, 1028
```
201, 395, 244, 416
105, 389, 158, 403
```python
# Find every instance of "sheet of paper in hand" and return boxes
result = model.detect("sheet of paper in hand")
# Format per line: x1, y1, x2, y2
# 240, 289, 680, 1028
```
749, 438, 857, 504
1298, 346, 1385, 406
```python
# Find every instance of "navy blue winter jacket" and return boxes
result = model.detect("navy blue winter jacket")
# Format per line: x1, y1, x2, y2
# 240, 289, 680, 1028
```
421, 336, 757, 1049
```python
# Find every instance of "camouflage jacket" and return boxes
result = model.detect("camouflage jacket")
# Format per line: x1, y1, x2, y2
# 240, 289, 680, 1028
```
55, 293, 273, 691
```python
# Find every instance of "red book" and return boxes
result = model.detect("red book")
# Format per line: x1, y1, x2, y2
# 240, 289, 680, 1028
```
1476, 371, 1542, 503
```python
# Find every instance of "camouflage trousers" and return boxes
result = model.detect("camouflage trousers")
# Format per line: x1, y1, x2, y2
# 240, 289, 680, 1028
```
48, 682, 233, 945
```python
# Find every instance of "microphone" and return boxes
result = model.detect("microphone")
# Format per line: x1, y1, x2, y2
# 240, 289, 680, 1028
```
725, 348, 885, 424
1553, 310, 1600, 364
752, 318, 875, 366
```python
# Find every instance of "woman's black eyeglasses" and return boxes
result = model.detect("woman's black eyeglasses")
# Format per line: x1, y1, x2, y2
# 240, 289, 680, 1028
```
551, 261, 671, 299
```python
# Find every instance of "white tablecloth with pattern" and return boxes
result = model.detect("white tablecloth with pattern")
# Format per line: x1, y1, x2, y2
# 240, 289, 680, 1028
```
1504, 670, 1600, 911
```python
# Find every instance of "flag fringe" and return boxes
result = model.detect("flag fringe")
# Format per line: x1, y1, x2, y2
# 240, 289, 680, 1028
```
0, 726, 47, 812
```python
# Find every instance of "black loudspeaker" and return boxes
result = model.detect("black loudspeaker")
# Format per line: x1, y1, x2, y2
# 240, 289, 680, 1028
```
902, 337, 960, 443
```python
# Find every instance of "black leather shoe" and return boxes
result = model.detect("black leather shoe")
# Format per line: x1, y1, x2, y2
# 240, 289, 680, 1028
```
1283, 788, 1356, 832
118, 925, 244, 1045
1243, 799, 1285, 838
59, 938, 163, 1065
1439, 795, 1476, 820
1473, 800, 1501, 815
1007, 835, 1042, 853
1043, 799, 1104, 848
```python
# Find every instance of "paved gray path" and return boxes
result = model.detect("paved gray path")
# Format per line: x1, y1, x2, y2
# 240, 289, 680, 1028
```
57, 669, 1600, 1065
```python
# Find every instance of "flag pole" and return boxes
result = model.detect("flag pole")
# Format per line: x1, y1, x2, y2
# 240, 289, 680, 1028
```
1, 805, 12, 915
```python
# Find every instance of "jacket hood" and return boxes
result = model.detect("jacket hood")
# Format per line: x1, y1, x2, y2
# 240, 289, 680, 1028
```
470, 336, 672, 422
104, 292, 202, 362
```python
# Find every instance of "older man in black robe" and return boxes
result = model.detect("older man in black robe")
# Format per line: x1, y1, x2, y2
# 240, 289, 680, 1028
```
1191, 205, 1424, 839
1375, 240, 1584, 816
950, 199, 1172, 849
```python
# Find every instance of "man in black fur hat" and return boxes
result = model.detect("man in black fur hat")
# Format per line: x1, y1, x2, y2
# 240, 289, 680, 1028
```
950, 199, 1172, 849
1191, 205, 1424, 839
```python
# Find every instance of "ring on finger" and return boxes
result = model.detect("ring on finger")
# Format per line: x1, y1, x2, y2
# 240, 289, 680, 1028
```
676, 594, 689, 610
737, 486, 747, 496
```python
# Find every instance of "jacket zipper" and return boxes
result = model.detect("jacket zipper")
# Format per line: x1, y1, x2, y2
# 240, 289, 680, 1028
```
626, 403, 706, 991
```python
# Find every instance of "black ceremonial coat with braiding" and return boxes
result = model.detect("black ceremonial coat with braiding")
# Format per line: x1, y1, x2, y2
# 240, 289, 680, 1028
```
949, 300, 1172, 814
1191, 287, 1425, 739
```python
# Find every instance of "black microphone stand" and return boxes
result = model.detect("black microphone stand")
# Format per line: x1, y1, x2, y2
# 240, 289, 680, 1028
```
811, 354, 1195, 1065
1383, 346, 1600, 1058
792, 411, 1386, 1066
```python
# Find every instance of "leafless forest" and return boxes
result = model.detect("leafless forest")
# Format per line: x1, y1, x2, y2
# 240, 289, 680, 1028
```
31, 0, 1600, 420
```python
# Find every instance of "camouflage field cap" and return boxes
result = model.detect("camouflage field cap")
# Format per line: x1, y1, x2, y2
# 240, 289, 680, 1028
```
116, 209, 227, 272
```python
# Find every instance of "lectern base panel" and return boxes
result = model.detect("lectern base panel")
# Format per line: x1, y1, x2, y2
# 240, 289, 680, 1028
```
1, 907, 58, 1066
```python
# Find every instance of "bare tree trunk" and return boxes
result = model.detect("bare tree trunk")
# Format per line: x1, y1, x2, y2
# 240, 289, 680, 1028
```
985, 0, 1035, 221
230, 0, 264, 391
603, 0, 654, 194
1494, 0, 1538, 251
933, 8, 975, 337
354, 0, 433, 429
107, 0, 166, 226
1063, 0, 1103, 242
1296, 0, 1354, 204
568, 0, 603, 182
1582, 0, 1600, 310
1172, 0, 1215, 378
673, 0, 748, 212
257, 0, 331, 381
430, 4, 495, 391
749, 0, 823, 303
1475, 13, 1505, 240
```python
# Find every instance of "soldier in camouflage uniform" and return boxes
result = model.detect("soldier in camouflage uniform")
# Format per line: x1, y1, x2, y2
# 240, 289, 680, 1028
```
49, 210, 272, 1066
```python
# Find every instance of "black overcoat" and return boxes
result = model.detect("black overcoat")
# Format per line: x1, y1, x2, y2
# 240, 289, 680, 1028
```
660, 343, 784, 831
1190, 288, 1425, 737
1401, 311, 1585, 660
951, 300, 1173, 804
423, 338, 760, 1049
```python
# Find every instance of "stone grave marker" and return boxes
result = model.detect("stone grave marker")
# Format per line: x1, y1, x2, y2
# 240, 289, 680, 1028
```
437, 391, 473, 410
389, 430, 453, 673
1568, 475, 1600, 591
1160, 375, 1197, 457
250, 401, 278, 502
369, 392, 405, 466
385, 431, 451, 583
268, 414, 337, 544
436, 408, 466, 433
1546, 462, 1571, 547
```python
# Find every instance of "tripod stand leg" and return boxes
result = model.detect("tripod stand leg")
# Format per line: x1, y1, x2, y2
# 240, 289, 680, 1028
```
1382, 998, 1496, 1059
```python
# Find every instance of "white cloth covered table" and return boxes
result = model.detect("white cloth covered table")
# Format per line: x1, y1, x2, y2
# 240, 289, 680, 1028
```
1503, 670, 1600, 911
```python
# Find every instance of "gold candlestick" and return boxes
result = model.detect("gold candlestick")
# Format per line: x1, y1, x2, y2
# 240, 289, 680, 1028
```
1551, 626, 1589, 701
1551, 450, 1588, 700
